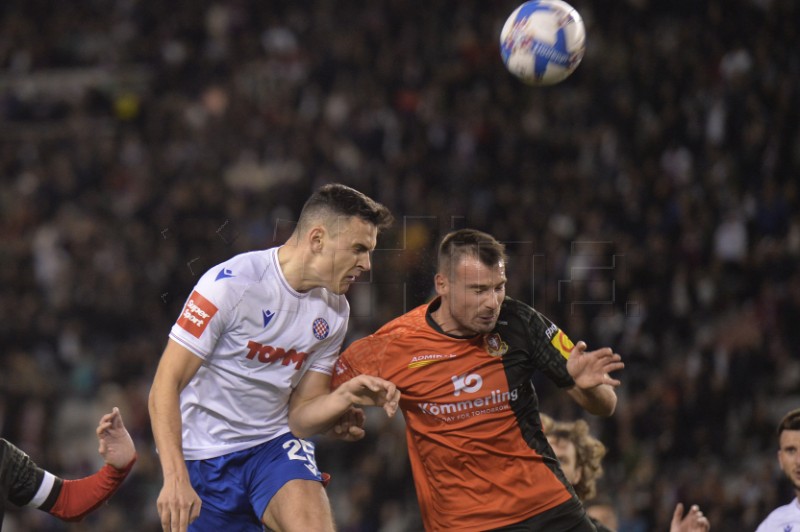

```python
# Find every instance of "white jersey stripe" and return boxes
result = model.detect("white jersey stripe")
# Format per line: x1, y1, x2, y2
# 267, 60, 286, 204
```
27, 471, 56, 508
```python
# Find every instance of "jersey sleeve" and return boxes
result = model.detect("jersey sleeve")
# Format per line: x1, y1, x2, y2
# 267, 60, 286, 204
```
168, 268, 239, 359
331, 335, 386, 389
45, 457, 136, 522
526, 309, 576, 389
1, 438, 53, 508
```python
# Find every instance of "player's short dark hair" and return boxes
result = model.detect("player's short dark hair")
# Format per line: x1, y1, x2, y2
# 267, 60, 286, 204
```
437, 229, 507, 278
778, 408, 800, 436
297, 183, 393, 234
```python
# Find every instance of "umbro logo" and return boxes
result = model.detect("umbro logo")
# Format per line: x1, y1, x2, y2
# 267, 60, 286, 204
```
215, 268, 235, 281
263, 310, 275, 327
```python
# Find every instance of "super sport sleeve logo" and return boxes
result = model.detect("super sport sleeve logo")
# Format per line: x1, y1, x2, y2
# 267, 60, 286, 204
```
176, 290, 219, 338
550, 330, 574, 359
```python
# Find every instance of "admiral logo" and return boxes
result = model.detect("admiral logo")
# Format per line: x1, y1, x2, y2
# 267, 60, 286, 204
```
177, 291, 218, 338
245, 340, 307, 370
215, 268, 235, 281
408, 353, 456, 369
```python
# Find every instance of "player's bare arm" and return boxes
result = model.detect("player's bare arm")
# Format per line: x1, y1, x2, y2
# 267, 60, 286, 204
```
288, 371, 400, 439
149, 339, 205, 532
565, 341, 624, 417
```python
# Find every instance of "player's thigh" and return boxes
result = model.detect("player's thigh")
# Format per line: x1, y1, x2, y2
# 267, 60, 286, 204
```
261, 478, 333, 532
245, 433, 329, 532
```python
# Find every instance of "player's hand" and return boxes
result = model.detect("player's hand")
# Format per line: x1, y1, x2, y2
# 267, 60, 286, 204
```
157, 478, 202, 532
327, 407, 367, 441
566, 341, 623, 390
670, 503, 711, 532
97, 407, 137, 470
337, 374, 400, 417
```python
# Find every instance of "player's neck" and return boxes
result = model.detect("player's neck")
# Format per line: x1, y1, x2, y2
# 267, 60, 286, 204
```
277, 243, 320, 293
430, 306, 477, 338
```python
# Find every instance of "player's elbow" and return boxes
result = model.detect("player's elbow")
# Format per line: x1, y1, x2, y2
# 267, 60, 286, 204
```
288, 417, 314, 439
592, 403, 616, 417
588, 393, 617, 417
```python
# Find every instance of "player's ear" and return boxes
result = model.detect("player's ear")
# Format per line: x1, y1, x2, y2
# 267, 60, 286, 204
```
308, 225, 326, 253
434, 272, 448, 296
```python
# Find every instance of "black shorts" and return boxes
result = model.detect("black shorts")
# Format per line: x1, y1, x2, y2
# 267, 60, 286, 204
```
488, 498, 597, 532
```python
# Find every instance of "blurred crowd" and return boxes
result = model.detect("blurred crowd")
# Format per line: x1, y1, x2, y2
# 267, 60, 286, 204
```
1, 0, 798, 530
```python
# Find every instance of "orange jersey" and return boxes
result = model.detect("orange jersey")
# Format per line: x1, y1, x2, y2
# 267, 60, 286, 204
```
332, 297, 581, 531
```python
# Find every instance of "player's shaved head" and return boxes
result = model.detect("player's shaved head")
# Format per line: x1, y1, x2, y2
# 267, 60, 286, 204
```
296, 183, 393, 237
437, 229, 507, 279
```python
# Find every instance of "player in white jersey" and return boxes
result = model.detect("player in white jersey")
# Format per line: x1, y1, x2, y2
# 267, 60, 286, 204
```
756, 408, 800, 532
149, 183, 398, 532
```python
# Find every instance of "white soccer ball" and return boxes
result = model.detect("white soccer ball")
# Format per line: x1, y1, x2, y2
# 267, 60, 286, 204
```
499, 0, 586, 86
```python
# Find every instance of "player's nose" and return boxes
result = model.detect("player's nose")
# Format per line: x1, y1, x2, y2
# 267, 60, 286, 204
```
358, 252, 371, 272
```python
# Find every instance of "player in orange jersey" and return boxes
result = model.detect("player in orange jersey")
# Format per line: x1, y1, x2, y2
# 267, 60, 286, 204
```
332, 228, 624, 531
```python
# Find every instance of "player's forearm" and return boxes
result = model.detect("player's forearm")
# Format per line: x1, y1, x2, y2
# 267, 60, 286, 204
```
148, 383, 190, 480
288, 389, 353, 438
569, 384, 617, 416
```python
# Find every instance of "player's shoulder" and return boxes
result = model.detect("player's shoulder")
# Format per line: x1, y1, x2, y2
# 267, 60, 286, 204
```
208, 249, 274, 283
348, 304, 428, 350
188, 250, 274, 308
756, 498, 800, 529
197, 250, 274, 291
499, 297, 551, 328
378, 303, 429, 335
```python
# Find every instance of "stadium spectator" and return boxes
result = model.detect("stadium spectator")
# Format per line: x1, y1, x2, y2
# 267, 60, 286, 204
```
542, 414, 710, 532
755, 408, 800, 531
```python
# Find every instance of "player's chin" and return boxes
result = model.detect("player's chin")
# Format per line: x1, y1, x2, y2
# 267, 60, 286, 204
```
473, 318, 498, 333
334, 282, 352, 294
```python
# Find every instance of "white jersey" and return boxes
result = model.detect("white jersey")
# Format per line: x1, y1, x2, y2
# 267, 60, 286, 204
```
756, 497, 800, 532
169, 247, 349, 460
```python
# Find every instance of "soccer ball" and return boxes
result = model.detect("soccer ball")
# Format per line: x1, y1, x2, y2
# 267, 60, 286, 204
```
499, 0, 586, 86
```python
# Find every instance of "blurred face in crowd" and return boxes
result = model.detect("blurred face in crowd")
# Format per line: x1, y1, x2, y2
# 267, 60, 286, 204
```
435, 254, 506, 335
547, 435, 581, 486
778, 429, 800, 493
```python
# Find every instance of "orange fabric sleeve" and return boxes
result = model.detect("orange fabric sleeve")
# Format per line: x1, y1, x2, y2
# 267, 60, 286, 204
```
48, 455, 136, 522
